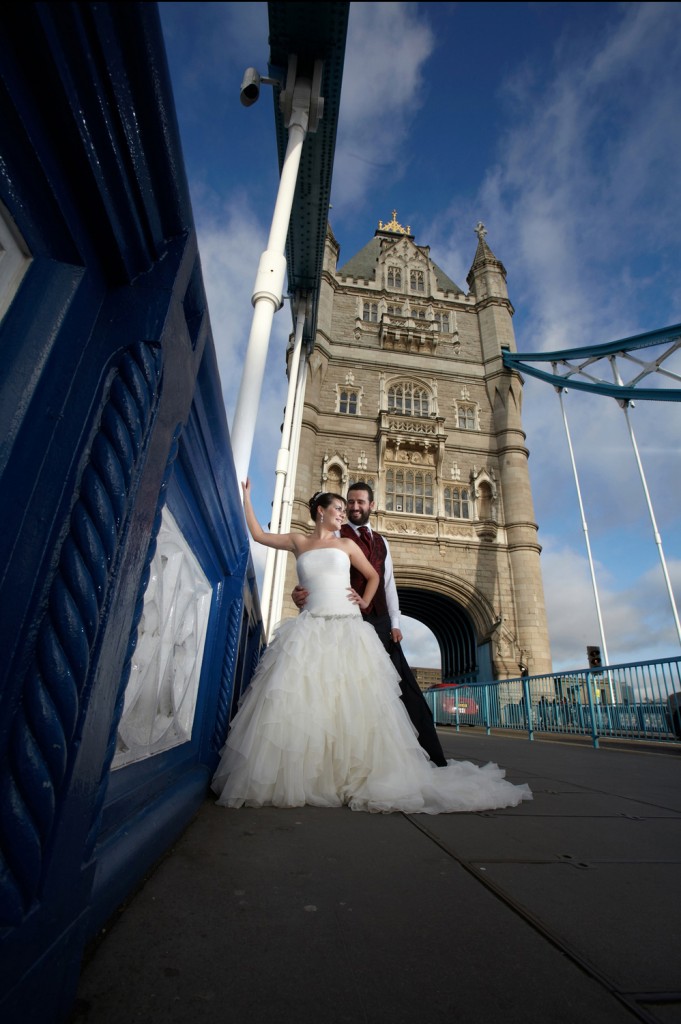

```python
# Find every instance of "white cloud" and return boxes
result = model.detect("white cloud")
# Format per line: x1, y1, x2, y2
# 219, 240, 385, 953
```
161, 2, 269, 95
194, 199, 267, 412
401, 616, 440, 669
481, 2, 681, 350
332, 2, 435, 210
540, 533, 681, 671
194, 195, 294, 530
164, 1, 681, 678
455, 2, 681, 672
540, 538, 613, 669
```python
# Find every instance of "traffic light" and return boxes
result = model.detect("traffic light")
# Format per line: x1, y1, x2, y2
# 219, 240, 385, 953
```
587, 645, 602, 670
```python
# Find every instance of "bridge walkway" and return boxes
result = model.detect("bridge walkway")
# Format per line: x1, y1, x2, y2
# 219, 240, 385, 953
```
71, 731, 681, 1024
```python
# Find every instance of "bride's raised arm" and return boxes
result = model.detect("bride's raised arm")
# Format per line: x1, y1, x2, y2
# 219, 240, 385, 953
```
241, 479, 297, 551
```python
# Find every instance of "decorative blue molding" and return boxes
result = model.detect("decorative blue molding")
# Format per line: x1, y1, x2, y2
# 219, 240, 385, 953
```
0, 342, 162, 927
85, 425, 181, 857
212, 596, 243, 752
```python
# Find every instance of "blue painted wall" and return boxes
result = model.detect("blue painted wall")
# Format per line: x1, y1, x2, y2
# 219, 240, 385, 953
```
0, 5, 262, 1020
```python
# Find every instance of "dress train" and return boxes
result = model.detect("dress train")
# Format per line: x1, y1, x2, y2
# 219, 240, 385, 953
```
211, 549, 532, 814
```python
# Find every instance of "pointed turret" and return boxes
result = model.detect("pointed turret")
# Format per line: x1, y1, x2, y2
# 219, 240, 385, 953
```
466, 222, 516, 358
466, 222, 510, 300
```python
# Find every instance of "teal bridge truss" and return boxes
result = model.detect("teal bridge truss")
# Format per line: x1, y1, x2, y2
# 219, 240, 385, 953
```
502, 322, 681, 403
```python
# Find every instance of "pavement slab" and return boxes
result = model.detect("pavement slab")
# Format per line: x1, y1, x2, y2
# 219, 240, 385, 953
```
71, 732, 681, 1024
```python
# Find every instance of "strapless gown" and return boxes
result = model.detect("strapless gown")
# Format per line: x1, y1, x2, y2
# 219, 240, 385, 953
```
211, 549, 531, 814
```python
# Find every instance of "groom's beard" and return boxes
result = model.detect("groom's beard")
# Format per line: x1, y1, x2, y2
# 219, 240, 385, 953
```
347, 510, 371, 526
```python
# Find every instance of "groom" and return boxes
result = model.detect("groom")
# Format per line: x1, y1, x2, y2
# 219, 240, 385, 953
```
293, 481, 447, 767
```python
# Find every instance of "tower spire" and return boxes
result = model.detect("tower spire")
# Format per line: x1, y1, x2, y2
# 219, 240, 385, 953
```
467, 222, 509, 298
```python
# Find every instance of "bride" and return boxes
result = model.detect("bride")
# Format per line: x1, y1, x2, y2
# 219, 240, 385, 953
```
211, 482, 532, 814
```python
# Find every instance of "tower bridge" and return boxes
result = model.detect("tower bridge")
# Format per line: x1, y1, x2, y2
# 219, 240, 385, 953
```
0, 5, 678, 1021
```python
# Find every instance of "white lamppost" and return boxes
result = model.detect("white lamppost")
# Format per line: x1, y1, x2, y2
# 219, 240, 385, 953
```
260, 295, 308, 636
230, 58, 324, 485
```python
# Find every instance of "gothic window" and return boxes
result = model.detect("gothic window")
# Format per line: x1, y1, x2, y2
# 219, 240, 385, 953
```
388, 382, 430, 417
434, 313, 450, 332
410, 269, 424, 292
444, 486, 470, 519
411, 308, 426, 320
362, 302, 378, 322
386, 469, 434, 515
387, 304, 402, 316
456, 404, 477, 430
339, 390, 358, 414
387, 266, 402, 288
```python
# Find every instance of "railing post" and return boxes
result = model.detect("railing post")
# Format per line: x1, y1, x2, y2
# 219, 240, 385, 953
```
483, 686, 491, 735
522, 679, 533, 742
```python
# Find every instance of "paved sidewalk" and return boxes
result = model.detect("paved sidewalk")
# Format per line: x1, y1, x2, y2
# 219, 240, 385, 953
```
71, 732, 681, 1024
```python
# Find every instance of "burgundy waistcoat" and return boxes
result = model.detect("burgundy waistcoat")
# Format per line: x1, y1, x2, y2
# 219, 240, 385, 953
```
340, 524, 388, 618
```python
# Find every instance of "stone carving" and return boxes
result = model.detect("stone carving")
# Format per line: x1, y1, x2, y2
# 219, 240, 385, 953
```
387, 418, 437, 434
114, 507, 211, 767
386, 518, 438, 536
442, 523, 475, 539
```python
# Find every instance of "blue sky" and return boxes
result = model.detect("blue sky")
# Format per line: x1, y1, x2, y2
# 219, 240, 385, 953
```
159, 1, 681, 673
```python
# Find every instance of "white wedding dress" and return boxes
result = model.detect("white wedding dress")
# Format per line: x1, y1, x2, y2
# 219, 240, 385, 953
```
211, 549, 531, 814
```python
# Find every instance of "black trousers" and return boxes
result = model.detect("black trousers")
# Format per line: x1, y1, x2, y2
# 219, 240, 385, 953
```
366, 613, 447, 767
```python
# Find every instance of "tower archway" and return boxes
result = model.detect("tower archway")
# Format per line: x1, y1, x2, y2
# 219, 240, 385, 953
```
399, 587, 478, 680
396, 565, 499, 682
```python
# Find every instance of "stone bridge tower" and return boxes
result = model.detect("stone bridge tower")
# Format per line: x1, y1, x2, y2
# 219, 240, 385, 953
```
284, 213, 552, 681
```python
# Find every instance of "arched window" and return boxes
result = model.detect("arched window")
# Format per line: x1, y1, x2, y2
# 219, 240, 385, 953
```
388, 382, 430, 417
386, 304, 402, 316
410, 269, 425, 292
362, 302, 378, 323
444, 486, 470, 519
457, 405, 476, 430
339, 390, 358, 414
387, 266, 402, 288
386, 469, 434, 515
434, 312, 450, 332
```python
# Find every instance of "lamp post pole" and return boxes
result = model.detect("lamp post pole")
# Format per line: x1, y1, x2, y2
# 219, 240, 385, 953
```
260, 295, 307, 636
230, 58, 323, 485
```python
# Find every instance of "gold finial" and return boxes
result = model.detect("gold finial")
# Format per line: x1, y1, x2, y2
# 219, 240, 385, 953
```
378, 210, 411, 235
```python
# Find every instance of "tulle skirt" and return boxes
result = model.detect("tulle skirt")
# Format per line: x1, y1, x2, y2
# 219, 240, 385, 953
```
211, 611, 532, 814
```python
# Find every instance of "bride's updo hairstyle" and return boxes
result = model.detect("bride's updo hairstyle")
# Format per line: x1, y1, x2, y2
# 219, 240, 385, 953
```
308, 491, 346, 522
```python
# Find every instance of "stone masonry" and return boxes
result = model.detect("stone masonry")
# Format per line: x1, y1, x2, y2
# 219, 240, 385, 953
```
282, 213, 552, 680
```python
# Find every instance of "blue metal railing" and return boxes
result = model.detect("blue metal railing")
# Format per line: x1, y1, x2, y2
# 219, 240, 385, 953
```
424, 656, 681, 749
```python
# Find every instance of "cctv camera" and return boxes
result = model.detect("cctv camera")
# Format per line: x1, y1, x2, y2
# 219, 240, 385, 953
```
240, 67, 261, 107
